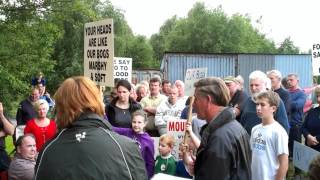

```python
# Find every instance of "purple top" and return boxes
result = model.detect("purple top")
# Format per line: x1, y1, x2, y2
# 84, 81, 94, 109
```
113, 127, 155, 179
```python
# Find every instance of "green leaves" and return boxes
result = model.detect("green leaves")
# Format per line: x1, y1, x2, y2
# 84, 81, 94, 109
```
149, 2, 288, 61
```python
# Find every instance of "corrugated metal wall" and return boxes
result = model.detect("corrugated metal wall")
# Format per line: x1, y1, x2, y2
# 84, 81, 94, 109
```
163, 53, 236, 82
162, 53, 312, 91
132, 69, 163, 84
237, 54, 275, 92
275, 55, 312, 88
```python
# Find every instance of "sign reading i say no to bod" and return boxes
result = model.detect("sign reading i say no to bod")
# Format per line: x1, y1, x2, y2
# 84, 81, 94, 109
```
84, 19, 114, 86
114, 57, 132, 83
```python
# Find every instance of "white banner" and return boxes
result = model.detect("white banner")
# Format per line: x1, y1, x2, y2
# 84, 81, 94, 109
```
312, 43, 320, 76
184, 68, 207, 96
84, 19, 114, 86
114, 57, 132, 83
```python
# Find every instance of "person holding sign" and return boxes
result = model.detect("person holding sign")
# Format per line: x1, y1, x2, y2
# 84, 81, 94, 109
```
302, 86, 320, 152
183, 77, 251, 180
105, 79, 141, 128
155, 85, 185, 135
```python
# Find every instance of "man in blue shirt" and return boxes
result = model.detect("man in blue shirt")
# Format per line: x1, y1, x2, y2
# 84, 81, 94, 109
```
286, 74, 306, 157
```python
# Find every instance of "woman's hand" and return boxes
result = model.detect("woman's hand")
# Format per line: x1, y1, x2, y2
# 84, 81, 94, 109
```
307, 134, 319, 146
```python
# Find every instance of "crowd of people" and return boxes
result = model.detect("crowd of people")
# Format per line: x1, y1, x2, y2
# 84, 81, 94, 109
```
0, 70, 319, 180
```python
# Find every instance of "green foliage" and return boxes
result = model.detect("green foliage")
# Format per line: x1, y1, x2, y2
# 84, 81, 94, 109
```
0, 1, 59, 116
278, 37, 300, 54
150, 2, 280, 61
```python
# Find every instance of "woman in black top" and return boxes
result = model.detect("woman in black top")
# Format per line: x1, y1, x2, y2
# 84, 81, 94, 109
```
105, 80, 141, 128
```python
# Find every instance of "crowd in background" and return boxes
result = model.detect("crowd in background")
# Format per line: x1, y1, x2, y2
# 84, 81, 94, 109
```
0, 69, 319, 180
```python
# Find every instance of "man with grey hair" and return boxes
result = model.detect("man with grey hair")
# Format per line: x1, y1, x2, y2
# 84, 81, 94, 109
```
286, 73, 306, 161
183, 77, 251, 180
174, 80, 188, 104
267, 70, 291, 118
240, 70, 289, 135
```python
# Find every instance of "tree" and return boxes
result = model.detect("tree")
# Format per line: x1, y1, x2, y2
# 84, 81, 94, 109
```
150, 2, 278, 62
278, 37, 300, 54
0, 0, 59, 115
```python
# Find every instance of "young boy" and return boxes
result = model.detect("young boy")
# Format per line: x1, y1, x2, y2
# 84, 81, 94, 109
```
112, 110, 154, 179
251, 91, 289, 180
154, 134, 176, 175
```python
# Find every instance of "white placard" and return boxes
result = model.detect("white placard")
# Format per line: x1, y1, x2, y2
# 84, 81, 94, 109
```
293, 141, 320, 172
166, 119, 187, 160
15, 125, 26, 142
312, 43, 320, 76
152, 173, 191, 180
114, 57, 132, 83
184, 68, 207, 96
84, 19, 114, 86
151, 137, 160, 160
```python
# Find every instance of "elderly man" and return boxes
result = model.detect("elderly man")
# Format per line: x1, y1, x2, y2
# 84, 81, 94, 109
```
287, 74, 306, 158
184, 77, 251, 180
16, 88, 40, 125
267, 70, 291, 117
240, 70, 289, 135
224, 76, 249, 121
174, 80, 188, 104
155, 85, 185, 135
8, 134, 37, 180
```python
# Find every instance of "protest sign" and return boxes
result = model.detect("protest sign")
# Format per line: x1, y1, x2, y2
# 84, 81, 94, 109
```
84, 19, 114, 86
167, 119, 186, 160
114, 57, 132, 83
184, 68, 207, 96
312, 43, 320, 76
293, 141, 320, 172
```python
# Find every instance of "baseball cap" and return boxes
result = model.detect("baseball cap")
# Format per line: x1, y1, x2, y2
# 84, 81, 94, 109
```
223, 76, 237, 83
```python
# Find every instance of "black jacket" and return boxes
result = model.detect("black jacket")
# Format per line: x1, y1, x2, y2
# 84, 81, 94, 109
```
195, 107, 251, 180
34, 113, 147, 180
16, 98, 37, 125
105, 97, 141, 128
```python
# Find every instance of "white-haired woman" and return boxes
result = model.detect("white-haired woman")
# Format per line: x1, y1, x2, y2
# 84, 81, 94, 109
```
24, 99, 56, 152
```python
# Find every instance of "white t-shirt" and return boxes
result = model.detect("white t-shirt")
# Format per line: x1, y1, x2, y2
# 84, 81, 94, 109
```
250, 121, 289, 180
154, 100, 185, 126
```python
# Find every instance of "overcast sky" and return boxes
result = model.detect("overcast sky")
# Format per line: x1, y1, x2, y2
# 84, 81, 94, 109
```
109, 0, 320, 52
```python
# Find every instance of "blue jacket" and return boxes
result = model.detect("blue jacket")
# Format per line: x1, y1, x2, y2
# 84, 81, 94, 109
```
288, 89, 306, 126
240, 97, 290, 135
